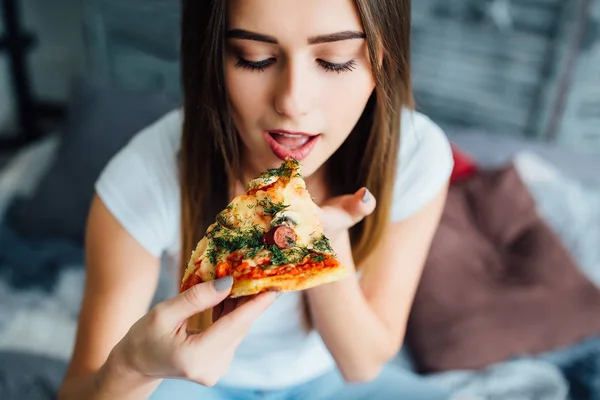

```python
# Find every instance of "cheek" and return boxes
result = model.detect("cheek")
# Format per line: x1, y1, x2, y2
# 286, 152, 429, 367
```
323, 70, 374, 139
225, 66, 271, 132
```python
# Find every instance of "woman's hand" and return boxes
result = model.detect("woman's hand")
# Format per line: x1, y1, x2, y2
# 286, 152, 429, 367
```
212, 295, 264, 323
110, 276, 275, 387
317, 187, 377, 268
318, 187, 376, 239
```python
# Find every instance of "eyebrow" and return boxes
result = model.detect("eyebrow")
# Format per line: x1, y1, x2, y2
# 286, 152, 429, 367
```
225, 29, 366, 45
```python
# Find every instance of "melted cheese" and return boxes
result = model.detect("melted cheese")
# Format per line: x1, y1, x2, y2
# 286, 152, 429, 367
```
246, 174, 279, 192
183, 160, 328, 286
279, 177, 323, 246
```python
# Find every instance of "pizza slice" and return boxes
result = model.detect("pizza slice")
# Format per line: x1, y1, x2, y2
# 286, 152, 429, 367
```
180, 158, 349, 298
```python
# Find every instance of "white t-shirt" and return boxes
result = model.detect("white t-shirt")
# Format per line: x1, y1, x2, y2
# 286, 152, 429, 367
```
95, 107, 454, 389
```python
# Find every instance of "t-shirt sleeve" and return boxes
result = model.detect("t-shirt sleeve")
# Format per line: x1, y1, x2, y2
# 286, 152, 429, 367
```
390, 110, 454, 222
94, 110, 182, 258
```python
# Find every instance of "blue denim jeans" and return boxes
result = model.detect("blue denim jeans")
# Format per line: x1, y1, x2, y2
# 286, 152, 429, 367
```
149, 364, 453, 400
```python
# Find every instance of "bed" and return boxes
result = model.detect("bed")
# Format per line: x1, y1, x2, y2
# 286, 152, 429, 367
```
2, 123, 600, 399
1, 1, 599, 399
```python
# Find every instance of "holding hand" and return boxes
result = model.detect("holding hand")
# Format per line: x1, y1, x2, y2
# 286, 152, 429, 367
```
111, 276, 275, 387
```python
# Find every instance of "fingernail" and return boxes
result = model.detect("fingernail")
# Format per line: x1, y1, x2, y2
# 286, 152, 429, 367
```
214, 276, 233, 292
362, 188, 372, 203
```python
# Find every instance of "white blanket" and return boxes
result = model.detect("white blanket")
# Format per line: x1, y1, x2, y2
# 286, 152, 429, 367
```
514, 151, 600, 288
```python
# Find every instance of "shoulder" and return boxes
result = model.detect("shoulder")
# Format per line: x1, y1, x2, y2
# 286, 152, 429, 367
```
122, 108, 183, 157
94, 108, 183, 257
391, 109, 454, 222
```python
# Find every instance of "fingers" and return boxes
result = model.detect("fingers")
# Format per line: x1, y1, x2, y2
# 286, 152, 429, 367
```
156, 276, 234, 327
349, 187, 377, 220
212, 296, 258, 323
201, 292, 276, 346
212, 301, 225, 323
319, 187, 376, 233
221, 299, 238, 319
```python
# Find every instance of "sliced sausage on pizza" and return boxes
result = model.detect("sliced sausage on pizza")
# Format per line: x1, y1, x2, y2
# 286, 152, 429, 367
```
180, 158, 349, 298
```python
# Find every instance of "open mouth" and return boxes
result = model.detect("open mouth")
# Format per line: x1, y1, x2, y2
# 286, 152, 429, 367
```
264, 131, 320, 161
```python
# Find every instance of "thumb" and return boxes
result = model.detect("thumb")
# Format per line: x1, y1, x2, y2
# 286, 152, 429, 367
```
158, 276, 234, 327
346, 187, 377, 221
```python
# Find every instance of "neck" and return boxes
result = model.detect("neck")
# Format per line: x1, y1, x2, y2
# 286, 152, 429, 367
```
304, 166, 330, 206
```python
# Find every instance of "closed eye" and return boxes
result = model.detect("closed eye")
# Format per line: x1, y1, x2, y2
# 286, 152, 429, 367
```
235, 57, 357, 73
317, 59, 357, 73
235, 58, 276, 72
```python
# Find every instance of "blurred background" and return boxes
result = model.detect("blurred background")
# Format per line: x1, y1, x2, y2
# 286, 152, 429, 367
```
0, 0, 599, 399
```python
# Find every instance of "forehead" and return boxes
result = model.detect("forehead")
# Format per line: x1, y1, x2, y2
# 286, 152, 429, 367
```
227, 0, 364, 40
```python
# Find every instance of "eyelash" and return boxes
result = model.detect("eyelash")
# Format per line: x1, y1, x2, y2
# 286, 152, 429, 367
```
235, 58, 357, 73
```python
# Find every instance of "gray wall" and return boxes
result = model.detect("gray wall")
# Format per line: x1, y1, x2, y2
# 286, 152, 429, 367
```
0, 55, 12, 131
0, 0, 84, 136
1, 0, 598, 153
555, 0, 600, 152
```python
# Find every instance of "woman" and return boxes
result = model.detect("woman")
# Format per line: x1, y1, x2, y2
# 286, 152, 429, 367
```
59, 0, 455, 398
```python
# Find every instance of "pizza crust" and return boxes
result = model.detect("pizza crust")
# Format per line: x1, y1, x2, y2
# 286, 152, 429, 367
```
230, 263, 350, 298
185, 263, 350, 333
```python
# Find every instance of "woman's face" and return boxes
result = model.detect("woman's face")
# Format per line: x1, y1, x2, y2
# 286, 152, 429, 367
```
225, 0, 375, 178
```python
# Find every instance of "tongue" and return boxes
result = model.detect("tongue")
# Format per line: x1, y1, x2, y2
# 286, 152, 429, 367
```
271, 134, 310, 149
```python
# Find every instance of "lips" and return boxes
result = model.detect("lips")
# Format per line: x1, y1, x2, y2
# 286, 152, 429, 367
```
270, 132, 311, 148
264, 130, 320, 161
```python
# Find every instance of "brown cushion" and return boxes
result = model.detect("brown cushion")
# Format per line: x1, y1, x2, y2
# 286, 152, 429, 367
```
405, 163, 600, 373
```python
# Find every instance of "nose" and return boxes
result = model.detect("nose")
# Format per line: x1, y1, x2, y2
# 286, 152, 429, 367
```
273, 60, 311, 118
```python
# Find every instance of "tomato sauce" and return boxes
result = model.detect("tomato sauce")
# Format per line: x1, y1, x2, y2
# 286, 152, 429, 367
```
182, 252, 339, 293
180, 273, 202, 293
247, 182, 277, 196
232, 255, 338, 280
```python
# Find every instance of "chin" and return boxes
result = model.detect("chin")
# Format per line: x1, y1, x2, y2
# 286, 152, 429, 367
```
297, 156, 329, 179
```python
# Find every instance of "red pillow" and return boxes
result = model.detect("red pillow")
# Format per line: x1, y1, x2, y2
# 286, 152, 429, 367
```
450, 144, 478, 182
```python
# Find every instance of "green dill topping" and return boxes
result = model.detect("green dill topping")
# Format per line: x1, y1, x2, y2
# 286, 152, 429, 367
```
260, 158, 303, 182
258, 197, 289, 215
281, 158, 302, 178
204, 158, 315, 268
246, 159, 302, 193
271, 213, 297, 227
206, 243, 218, 264
216, 211, 235, 229
290, 247, 310, 263
312, 234, 334, 253
271, 214, 287, 226
246, 245, 264, 260
212, 227, 264, 253
206, 223, 222, 239
311, 253, 325, 262
206, 226, 265, 263
269, 245, 288, 266
247, 174, 278, 191
267, 245, 311, 267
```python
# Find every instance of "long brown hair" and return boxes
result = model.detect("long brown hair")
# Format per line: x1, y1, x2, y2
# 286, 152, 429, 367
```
179, 0, 413, 283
